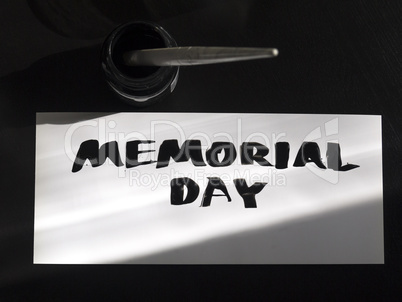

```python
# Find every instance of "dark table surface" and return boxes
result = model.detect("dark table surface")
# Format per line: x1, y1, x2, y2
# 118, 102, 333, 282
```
1, 0, 401, 300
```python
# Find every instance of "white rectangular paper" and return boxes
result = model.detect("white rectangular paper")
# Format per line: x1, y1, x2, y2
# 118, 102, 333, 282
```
34, 113, 383, 264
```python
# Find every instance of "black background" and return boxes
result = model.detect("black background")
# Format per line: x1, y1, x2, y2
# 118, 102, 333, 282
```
1, 0, 401, 300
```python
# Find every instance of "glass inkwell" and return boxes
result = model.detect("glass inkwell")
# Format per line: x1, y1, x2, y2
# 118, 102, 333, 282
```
101, 21, 179, 106
102, 21, 278, 106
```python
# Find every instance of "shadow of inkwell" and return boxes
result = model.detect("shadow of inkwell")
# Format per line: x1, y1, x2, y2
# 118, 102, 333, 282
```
0, 22, 180, 126
0, 16, 279, 127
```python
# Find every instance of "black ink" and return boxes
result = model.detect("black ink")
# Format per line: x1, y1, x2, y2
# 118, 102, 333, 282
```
126, 140, 155, 168
293, 142, 326, 169
275, 142, 290, 169
72, 140, 123, 172
201, 177, 232, 207
206, 142, 237, 167
111, 25, 164, 78
156, 139, 206, 168
170, 177, 200, 205
233, 179, 267, 208
326, 142, 359, 171
240, 142, 272, 166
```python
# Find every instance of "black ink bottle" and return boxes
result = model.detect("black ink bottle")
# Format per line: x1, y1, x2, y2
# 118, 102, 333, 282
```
101, 21, 179, 106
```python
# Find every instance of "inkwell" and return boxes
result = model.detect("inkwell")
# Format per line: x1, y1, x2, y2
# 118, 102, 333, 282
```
102, 21, 278, 106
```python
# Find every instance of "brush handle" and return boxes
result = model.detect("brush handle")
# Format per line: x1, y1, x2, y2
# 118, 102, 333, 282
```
123, 46, 278, 66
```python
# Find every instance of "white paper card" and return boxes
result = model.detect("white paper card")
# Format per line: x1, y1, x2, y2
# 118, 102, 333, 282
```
34, 113, 383, 264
